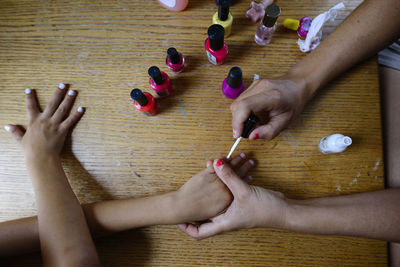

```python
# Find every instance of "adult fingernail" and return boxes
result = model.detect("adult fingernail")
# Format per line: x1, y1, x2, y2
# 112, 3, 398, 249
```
68, 90, 75, 96
233, 130, 239, 138
25, 88, 31, 94
249, 159, 255, 166
4, 125, 11, 132
215, 159, 224, 170
240, 152, 246, 159
77, 107, 83, 113
59, 83, 66, 90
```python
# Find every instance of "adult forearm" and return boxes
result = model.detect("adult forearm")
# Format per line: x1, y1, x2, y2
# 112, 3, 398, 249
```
288, 0, 400, 100
284, 189, 400, 242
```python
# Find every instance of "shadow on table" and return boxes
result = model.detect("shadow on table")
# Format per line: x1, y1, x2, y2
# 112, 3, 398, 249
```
63, 132, 113, 203
96, 229, 151, 266
2, 229, 150, 267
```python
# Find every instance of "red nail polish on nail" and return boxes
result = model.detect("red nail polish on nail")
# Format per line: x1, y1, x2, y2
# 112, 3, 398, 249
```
216, 159, 224, 167
254, 133, 259, 140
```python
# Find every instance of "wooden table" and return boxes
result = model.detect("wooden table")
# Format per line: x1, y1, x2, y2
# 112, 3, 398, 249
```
0, 0, 386, 265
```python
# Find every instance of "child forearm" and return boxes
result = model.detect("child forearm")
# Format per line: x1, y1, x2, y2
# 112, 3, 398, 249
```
0, 192, 177, 257
0, 155, 253, 257
27, 156, 99, 266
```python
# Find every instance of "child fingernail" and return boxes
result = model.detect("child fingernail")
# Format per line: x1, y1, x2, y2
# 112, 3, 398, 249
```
215, 159, 224, 169
240, 152, 246, 159
25, 88, 31, 94
68, 90, 75, 96
4, 125, 11, 132
59, 83, 66, 90
233, 130, 238, 138
253, 133, 259, 140
77, 107, 83, 113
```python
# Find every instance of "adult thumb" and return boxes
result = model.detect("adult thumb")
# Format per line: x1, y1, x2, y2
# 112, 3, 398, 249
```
213, 159, 250, 196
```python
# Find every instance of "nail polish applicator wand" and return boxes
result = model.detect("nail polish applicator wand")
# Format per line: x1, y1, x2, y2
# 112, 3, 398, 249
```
227, 113, 259, 159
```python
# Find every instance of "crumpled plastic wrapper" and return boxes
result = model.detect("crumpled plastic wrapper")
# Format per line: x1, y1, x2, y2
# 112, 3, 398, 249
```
297, 2, 345, 52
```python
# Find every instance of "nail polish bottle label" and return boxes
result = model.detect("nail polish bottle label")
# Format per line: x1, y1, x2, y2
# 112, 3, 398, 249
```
206, 50, 217, 65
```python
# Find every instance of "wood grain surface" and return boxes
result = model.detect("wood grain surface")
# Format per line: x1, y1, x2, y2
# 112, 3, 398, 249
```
0, 0, 386, 266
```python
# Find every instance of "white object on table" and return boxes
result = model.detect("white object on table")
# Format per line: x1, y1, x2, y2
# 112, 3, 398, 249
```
297, 2, 345, 52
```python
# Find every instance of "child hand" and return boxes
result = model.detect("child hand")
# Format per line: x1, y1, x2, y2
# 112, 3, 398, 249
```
179, 158, 288, 240
175, 153, 254, 223
5, 85, 84, 159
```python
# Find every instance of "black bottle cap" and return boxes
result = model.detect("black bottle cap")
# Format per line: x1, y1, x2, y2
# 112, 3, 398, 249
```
148, 66, 164, 85
218, 0, 230, 21
208, 24, 225, 51
262, 4, 281, 27
226, 67, 243, 88
242, 113, 259, 138
130, 88, 148, 106
167, 47, 180, 64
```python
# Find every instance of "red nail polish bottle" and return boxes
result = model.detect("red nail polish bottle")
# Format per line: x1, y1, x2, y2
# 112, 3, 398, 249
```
130, 88, 157, 116
166, 47, 185, 73
148, 66, 173, 97
205, 24, 228, 65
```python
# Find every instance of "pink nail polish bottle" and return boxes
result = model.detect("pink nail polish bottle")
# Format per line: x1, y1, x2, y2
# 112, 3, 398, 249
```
205, 24, 228, 65
297, 17, 312, 38
130, 88, 157, 116
254, 4, 281, 46
222, 67, 244, 99
166, 47, 185, 73
157, 0, 188, 11
148, 66, 173, 97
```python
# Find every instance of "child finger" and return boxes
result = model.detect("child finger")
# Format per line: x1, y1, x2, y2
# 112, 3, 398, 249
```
60, 107, 84, 132
42, 83, 67, 118
4, 124, 25, 143
229, 153, 246, 168
24, 88, 40, 121
236, 159, 255, 178
52, 89, 77, 123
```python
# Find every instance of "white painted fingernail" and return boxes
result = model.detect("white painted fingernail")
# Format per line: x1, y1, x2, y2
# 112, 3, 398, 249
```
59, 83, 66, 90
233, 130, 239, 138
77, 107, 83, 113
4, 125, 11, 132
25, 88, 31, 94
240, 152, 246, 159
249, 159, 255, 165
68, 90, 75, 96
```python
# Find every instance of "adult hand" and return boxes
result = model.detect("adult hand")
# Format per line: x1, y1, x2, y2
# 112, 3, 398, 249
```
178, 158, 288, 239
231, 76, 309, 140
175, 153, 254, 223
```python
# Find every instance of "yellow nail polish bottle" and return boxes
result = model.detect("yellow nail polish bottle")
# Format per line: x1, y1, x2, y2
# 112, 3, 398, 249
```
283, 18, 300, 31
212, 0, 233, 38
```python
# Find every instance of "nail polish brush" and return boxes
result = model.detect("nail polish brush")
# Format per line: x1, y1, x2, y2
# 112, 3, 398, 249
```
227, 113, 259, 159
